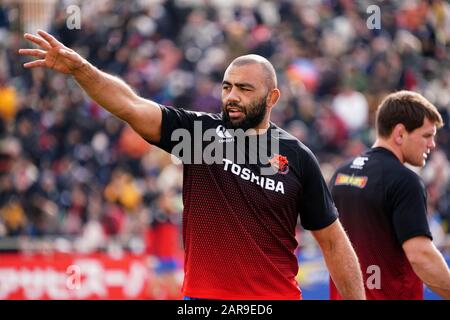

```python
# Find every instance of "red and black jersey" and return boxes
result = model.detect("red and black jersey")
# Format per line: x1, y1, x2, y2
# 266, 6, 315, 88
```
154, 105, 338, 299
329, 147, 432, 300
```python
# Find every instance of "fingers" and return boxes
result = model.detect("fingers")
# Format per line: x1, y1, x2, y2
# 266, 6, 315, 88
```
23, 30, 62, 50
59, 49, 81, 63
23, 60, 46, 68
24, 33, 51, 50
37, 30, 62, 48
18, 48, 46, 59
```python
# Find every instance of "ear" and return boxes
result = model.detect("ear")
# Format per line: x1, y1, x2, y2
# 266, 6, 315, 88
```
392, 123, 406, 145
266, 88, 281, 108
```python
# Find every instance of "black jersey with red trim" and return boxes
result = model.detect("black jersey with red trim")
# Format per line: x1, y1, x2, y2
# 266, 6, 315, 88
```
329, 147, 432, 300
154, 105, 338, 299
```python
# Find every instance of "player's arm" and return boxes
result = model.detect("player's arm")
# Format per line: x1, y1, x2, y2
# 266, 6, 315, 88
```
311, 219, 366, 300
19, 30, 162, 143
403, 236, 450, 299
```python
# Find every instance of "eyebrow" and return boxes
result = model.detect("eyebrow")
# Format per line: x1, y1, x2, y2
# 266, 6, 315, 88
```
422, 128, 437, 135
222, 81, 256, 89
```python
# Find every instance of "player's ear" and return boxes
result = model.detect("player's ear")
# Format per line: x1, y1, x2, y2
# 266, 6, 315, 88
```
393, 123, 406, 145
266, 88, 280, 108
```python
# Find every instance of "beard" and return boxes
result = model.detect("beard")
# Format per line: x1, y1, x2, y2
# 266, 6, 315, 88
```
222, 95, 268, 131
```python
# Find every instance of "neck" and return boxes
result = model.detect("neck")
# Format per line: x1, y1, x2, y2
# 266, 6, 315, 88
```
248, 122, 270, 135
250, 112, 271, 135
373, 139, 404, 163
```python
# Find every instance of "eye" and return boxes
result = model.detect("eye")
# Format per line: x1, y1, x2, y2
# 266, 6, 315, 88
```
238, 86, 252, 91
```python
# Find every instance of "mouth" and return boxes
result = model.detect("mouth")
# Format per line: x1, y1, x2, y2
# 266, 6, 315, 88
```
423, 152, 429, 160
227, 106, 245, 119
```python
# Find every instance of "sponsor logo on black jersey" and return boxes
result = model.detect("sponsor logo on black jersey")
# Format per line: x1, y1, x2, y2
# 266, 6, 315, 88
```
223, 159, 285, 194
350, 156, 369, 169
215, 125, 234, 143
335, 173, 368, 188
269, 154, 289, 175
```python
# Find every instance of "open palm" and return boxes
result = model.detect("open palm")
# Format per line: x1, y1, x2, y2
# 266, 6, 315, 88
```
19, 30, 85, 74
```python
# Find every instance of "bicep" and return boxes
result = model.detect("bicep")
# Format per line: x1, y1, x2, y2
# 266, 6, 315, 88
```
128, 97, 162, 143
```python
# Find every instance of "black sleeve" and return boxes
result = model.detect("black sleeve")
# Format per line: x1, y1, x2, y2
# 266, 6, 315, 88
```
328, 170, 338, 191
388, 172, 432, 244
299, 148, 338, 230
153, 105, 200, 154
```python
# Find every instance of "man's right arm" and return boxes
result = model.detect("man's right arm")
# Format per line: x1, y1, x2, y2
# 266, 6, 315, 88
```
19, 30, 162, 143
403, 236, 450, 299
72, 63, 162, 143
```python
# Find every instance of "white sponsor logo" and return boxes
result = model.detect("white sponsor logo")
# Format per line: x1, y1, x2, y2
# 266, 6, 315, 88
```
171, 122, 279, 176
350, 156, 368, 169
215, 125, 234, 143
223, 159, 285, 194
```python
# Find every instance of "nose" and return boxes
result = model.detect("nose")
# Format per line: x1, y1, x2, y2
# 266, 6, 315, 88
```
428, 138, 436, 150
225, 87, 241, 104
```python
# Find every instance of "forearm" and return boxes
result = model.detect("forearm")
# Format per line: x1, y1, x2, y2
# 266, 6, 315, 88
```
312, 221, 366, 300
323, 237, 366, 300
72, 62, 139, 122
410, 247, 450, 299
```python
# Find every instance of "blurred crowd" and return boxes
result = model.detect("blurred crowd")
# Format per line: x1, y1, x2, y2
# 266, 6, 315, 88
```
0, 0, 450, 260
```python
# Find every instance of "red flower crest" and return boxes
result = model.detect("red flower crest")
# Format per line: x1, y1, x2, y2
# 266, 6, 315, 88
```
269, 154, 289, 174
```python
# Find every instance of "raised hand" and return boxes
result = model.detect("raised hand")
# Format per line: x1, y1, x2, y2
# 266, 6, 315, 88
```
19, 30, 86, 74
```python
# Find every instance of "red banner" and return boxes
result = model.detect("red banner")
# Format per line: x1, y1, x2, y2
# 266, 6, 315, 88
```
0, 252, 181, 300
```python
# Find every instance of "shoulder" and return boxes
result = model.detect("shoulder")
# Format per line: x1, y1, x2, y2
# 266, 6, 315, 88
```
389, 165, 424, 191
159, 105, 223, 131
160, 104, 222, 121
271, 124, 317, 161
270, 124, 323, 179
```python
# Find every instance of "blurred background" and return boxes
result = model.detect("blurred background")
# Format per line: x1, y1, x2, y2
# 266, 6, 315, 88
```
0, 0, 449, 299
